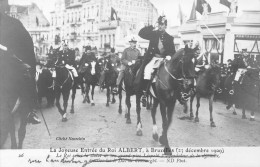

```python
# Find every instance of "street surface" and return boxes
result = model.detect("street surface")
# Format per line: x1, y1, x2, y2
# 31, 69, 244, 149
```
3, 89, 260, 148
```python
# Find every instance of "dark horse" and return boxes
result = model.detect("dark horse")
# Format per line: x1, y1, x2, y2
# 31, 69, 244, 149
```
0, 54, 33, 149
81, 60, 101, 106
224, 68, 260, 120
102, 56, 120, 107
151, 46, 196, 155
36, 68, 55, 108
54, 64, 76, 122
123, 59, 143, 135
184, 63, 221, 127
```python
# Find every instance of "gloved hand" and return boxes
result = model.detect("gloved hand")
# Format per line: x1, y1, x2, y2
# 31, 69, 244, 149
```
128, 62, 132, 66
166, 56, 171, 61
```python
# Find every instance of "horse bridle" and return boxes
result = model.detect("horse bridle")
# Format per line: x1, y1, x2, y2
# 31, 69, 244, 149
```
163, 56, 195, 101
164, 57, 186, 81
55, 66, 72, 89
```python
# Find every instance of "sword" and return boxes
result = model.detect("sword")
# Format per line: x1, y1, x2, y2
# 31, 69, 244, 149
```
39, 104, 51, 137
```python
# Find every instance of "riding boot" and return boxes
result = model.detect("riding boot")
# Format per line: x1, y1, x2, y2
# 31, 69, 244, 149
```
74, 77, 81, 89
142, 79, 151, 107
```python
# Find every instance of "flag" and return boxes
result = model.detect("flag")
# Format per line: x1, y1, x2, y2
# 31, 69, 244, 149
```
196, 0, 211, 15
177, 3, 184, 25
219, 0, 231, 8
110, 7, 118, 21
36, 17, 39, 26
189, 0, 196, 20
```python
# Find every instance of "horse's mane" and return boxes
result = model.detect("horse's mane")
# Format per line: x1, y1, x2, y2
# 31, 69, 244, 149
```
169, 49, 185, 65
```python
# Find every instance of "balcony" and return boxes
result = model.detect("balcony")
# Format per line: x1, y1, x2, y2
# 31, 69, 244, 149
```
99, 21, 118, 30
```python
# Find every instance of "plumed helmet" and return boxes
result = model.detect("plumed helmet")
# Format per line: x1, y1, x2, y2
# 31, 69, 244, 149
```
158, 15, 167, 26
129, 37, 137, 43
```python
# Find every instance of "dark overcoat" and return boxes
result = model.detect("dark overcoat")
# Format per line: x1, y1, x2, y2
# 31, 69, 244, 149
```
133, 25, 176, 90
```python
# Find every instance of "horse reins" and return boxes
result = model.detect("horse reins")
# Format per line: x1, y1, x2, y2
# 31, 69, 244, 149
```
55, 68, 71, 89
164, 58, 185, 81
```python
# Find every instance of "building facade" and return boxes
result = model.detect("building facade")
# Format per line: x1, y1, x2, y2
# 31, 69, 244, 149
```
49, 0, 158, 52
9, 3, 50, 57
179, 11, 260, 63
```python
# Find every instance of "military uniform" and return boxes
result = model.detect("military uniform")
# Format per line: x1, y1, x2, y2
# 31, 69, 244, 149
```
56, 48, 78, 77
116, 46, 141, 85
138, 25, 175, 80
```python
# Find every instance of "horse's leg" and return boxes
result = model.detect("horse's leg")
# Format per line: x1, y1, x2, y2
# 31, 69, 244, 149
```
9, 114, 17, 149
159, 102, 167, 146
55, 90, 64, 118
125, 93, 131, 124
91, 85, 95, 106
146, 95, 150, 110
209, 94, 216, 127
83, 84, 90, 103
18, 102, 29, 149
190, 94, 195, 119
106, 86, 110, 107
62, 90, 70, 113
163, 100, 176, 155
242, 105, 247, 119
0, 105, 10, 148
136, 93, 142, 136
61, 90, 70, 122
151, 98, 159, 141
118, 87, 122, 114
70, 86, 76, 113
111, 88, 116, 104
195, 93, 200, 122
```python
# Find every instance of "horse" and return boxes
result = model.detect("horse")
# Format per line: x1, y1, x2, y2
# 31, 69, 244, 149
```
122, 59, 143, 135
36, 67, 55, 108
54, 64, 76, 122
0, 54, 33, 149
225, 68, 260, 120
150, 46, 197, 155
184, 64, 222, 127
101, 55, 120, 107
81, 59, 101, 106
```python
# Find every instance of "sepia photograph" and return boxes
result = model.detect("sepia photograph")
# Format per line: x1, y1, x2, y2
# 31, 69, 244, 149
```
0, 0, 260, 166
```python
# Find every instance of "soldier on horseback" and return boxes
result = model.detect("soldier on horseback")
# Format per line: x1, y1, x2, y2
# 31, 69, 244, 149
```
55, 41, 80, 86
113, 37, 142, 93
0, 0, 41, 124
135, 15, 176, 105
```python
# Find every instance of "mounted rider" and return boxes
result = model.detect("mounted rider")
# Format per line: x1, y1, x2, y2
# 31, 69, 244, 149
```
99, 44, 112, 88
55, 41, 79, 85
134, 15, 176, 105
113, 37, 142, 93
0, 0, 40, 124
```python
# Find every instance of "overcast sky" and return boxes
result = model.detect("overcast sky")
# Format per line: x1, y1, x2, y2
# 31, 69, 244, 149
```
9, 0, 260, 26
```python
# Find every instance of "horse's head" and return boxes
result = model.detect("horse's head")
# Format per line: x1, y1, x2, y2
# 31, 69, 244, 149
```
172, 45, 196, 80
207, 64, 222, 90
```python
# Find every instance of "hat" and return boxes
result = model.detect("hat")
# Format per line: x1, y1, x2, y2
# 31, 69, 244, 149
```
111, 48, 115, 53
129, 37, 137, 43
158, 15, 167, 26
